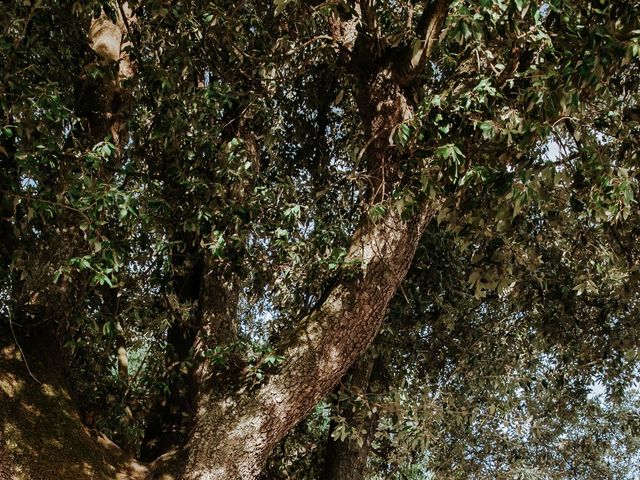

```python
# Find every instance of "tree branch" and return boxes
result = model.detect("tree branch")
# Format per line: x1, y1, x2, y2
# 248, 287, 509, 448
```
179, 201, 436, 479
398, 0, 451, 86
359, 0, 380, 47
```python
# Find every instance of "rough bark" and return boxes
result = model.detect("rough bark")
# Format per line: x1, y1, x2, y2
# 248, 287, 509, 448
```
193, 267, 241, 375
171, 199, 434, 479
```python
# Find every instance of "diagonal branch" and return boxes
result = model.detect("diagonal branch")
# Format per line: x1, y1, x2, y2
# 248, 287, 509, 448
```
398, 0, 451, 86
414, 0, 451, 65
180, 201, 437, 479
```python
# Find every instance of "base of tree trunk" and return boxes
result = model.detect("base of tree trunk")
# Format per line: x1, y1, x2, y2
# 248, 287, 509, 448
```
0, 327, 147, 480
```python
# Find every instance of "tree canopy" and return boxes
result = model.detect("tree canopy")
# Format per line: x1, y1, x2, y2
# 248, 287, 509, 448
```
1, 0, 639, 479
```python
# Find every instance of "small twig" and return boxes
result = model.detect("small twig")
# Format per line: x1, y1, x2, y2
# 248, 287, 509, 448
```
295, 35, 334, 53
0, 190, 91, 221
550, 115, 575, 128
220, 101, 255, 132
13, 1, 40, 49
124, 348, 150, 398
7, 306, 40, 384
115, 0, 137, 53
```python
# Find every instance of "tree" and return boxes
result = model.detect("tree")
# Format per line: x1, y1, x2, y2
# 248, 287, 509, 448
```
1, 1, 639, 479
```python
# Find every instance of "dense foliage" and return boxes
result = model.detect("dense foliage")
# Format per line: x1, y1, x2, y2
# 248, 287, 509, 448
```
1, 0, 639, 478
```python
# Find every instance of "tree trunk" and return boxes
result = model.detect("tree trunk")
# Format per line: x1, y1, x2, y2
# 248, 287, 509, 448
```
170, 199, 434, 479
141, 246, 243, 461
3, 4, 451, 477
140, 235, 205, 460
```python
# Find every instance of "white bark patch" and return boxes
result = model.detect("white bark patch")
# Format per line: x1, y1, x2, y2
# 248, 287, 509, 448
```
228, 414, 268, 456
358, 241, 377, 272
88, 3, 135, 80
325, 345, 343, 373
88, 17, 122, 62
261, 384, 294, 425
191, 467, 227, 480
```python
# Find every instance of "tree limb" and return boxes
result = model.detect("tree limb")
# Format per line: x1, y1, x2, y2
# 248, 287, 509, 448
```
398, 0, 451, 86
178, 201, 436, 479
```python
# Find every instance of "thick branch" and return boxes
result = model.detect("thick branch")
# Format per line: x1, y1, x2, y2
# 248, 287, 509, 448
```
414, 0, 450, 65
359, 0, 380, 51
176, 200, 435, 479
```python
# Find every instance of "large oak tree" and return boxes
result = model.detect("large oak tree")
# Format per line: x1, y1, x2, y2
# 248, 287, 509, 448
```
1, 1, 639, 479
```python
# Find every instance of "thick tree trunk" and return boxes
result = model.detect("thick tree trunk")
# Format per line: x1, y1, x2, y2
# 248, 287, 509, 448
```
172, 200, 434, 479
166, 13, 446, 469
141, 248, 242, 461
140, 237, 205, 460
1, 8, 140, 474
